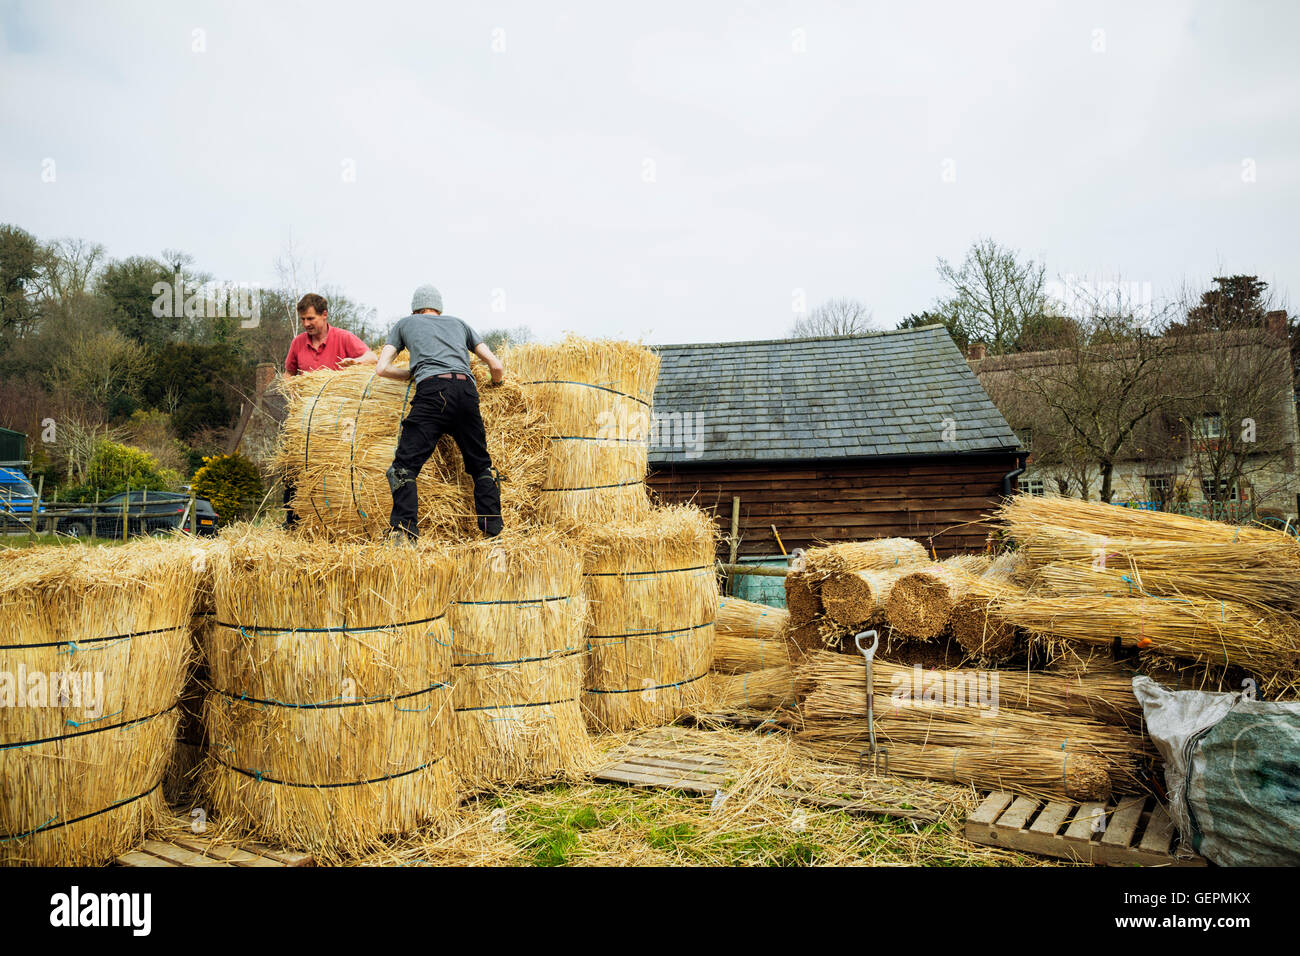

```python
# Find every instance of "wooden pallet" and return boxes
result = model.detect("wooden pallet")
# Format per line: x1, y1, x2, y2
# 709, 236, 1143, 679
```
964, 792, 1205, 866
116, 823, 314, 868
594, 730, 942, 824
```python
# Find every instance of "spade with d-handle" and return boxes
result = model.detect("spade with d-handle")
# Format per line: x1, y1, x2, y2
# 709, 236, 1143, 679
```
854, 629, 889, 776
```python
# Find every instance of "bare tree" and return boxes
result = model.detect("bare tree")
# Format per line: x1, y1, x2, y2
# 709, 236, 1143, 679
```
39, 237, 106, 304
935, 238, 1048, 354
790, 297, 874, 337
43, 327, 152, 409
999, 285, 1180, 503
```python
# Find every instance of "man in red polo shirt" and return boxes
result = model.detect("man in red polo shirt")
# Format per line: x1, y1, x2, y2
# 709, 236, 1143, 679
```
282, 293, 377, 528
284, 293, 377, 374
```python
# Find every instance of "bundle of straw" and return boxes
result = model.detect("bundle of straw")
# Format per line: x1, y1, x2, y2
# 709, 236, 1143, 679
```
712, 633, 791, 674
203, 527, 458, 858
506, 336, 660, 525
999, 493, 1300, 553
949, 552, 1027, 661
822, 569, 905, 628
884, 554, 992, 639
1, 540, 203, 865
802, 537, 931, 580
579, 506, 718, 732
716, 596, 788, 642
797, 706, 1144, 793
784, 571, 822, 624
275, 361, 548, 540
993, 567, 1300, 693
797, 738, 1113, 801
706, 666, 797, 712
448, 533, 592, 790
1010, 526, 1300, 611
796, 651, 1143, 730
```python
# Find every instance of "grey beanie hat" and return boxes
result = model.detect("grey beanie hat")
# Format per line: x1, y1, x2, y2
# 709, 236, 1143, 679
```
411, 284, 443, 313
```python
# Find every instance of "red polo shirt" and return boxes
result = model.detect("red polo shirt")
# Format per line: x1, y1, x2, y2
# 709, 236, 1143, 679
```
284, 325, 370, 375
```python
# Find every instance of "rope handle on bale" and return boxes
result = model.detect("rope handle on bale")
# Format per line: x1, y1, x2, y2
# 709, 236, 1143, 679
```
455, 697, 577, 712
585, 620, 713, 641
212, 681, 449, 710
0, 780, 162, 843
538, 479, 644, 493
520, 379, 652, 407
213, 612, 446, 636
546, 435, 648, 444
0, 623, 186, 652
215, 756, 441, 789
452, 648, 582, 667
0, 703, 177, 752
584, 672, 708, 695
453, 596, 572, 606
584, 564, 711, 578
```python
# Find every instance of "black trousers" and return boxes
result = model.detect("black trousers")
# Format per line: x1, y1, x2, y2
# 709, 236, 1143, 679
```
389, 377, 502, 537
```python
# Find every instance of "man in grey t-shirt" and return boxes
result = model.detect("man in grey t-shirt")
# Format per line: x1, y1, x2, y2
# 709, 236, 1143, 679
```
374, 284, 506, 538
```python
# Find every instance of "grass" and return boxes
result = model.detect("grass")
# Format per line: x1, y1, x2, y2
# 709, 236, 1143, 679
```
171, 727, 1063, 868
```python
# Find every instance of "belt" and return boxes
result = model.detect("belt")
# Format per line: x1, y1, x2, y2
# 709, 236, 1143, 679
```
435, 373, 470, 380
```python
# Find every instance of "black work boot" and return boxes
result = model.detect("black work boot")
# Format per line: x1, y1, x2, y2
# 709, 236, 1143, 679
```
473, 469, 504, 537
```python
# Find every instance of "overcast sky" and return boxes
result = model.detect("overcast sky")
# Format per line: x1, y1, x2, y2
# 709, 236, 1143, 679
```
2, 0, 1296, 345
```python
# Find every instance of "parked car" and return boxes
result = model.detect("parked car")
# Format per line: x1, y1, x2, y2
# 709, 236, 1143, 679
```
0, 467, 46, 523
56, 491, 219, 538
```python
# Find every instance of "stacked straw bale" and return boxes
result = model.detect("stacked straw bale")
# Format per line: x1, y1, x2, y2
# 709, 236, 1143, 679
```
202, 529, 458, 857
580, 506, 718, 731
784, 537, 934, 656
506, 336, 660, 525
275, 362, 548, 540
1, 540, 203, 865
448, 534, 592, 789
995, 496, 1300, 695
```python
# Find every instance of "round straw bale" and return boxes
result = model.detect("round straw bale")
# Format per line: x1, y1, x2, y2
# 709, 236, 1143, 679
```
448, 532, 592, 790
506, 336, 660, 525
202, 527, 458, 858
578, 505, 719, 732
275, 361, 549, 541
0, 539, 204, 865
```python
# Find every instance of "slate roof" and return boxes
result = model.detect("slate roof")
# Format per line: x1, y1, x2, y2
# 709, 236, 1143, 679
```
649, 326, 1022, 465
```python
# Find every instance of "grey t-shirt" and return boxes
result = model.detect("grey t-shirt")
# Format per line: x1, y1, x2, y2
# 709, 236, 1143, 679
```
386, 313, 484, 383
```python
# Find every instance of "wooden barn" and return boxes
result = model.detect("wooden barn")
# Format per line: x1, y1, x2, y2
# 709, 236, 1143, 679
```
647, 327, 1025, 565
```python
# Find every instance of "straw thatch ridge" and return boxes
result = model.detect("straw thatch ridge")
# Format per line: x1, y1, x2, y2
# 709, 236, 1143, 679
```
578, 506, 720, 732
448, 533, 592, 790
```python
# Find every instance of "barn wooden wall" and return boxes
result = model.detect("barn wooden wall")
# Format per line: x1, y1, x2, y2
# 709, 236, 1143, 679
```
647, 454, 1020, 558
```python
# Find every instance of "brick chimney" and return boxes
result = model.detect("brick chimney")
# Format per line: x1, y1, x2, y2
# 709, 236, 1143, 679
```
1265, 310, 1288, 342
967, 342, 987, 361
254, 363, 277, 405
